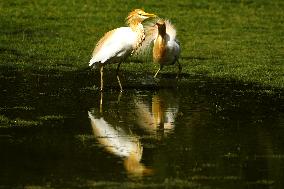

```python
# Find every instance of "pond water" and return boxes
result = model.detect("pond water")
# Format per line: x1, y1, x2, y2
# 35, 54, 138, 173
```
0, 68, 283, 188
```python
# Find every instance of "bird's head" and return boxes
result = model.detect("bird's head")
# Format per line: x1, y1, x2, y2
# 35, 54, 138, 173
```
126, 9, 156, 26
156, 19, 166, 35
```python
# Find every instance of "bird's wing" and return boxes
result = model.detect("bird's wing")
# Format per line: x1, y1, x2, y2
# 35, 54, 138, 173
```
167, 39, 181, 57
89, 27, 136, 66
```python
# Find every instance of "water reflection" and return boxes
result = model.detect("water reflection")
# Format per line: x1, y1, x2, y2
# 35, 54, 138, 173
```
87, 90, 180, 178
88, 101, 152, 177
134, 90, 179, 138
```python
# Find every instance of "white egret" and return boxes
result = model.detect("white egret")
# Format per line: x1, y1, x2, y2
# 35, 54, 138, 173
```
152, 19, 181, 78
89, 9, 156, 91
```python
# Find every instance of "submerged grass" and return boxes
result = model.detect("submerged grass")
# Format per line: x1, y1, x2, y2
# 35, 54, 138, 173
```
0, 0, 283, 89
0, 112, 65, 128
76, 179, 202, 189
0, 115, 40, 128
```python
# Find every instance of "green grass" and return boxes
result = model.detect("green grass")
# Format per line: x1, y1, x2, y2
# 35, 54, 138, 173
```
0, 0, 283, 89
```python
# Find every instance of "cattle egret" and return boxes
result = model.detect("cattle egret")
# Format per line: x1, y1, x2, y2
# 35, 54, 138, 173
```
89, 9, 156, 91
152, 19, 181, 78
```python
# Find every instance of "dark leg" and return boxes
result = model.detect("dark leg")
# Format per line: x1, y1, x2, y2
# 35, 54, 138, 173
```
116, 62, 123, 92
176, 60, 182, 79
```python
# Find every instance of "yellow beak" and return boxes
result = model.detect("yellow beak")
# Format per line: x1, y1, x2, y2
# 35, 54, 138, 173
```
143, 12, 157, 18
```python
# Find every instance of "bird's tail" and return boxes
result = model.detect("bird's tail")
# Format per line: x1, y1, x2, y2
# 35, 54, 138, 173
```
89, 58, 95, 67
89, 57, 99, 68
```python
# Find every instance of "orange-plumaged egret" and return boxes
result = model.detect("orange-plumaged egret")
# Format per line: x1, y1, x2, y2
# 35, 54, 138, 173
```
89, 9, 156, 91
152, 19, 181, 78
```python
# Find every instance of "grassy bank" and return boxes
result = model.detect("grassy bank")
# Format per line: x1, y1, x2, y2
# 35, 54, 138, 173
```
0, 0, 283, 89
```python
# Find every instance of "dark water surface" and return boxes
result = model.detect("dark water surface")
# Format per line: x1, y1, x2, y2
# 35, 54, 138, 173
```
0, 68, 283, 188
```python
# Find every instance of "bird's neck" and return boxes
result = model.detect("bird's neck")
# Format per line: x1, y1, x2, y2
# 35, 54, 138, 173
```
153, 34, 167, 63
156, 34, 167, 46
158, 30, 167, 38
129, 20, 141, 30
129, 22, 145, 54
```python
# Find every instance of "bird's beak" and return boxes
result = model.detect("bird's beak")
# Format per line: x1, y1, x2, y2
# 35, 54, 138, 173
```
143, 12, 157, 18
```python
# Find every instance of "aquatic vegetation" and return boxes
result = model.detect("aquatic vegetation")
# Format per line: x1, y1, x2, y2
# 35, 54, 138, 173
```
0, 116, 40, 128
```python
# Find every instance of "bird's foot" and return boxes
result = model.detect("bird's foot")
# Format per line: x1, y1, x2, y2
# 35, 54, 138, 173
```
153, 76, 160, 82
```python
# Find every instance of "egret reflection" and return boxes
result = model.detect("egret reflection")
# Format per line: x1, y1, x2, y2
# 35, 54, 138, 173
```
134, 90, 179, 138
88, 109, 152, 177
88, 90, 178, 176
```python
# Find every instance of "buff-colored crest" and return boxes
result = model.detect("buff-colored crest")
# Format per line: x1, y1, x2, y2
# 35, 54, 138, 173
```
126, 9, 156, 26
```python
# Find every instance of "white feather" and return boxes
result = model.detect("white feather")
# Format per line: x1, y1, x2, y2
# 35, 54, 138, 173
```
89, 27, 138, 67
164, 20, 177, 40
159, 39, 180, 65
136, 19, 178, 54
153, 20, 180, 65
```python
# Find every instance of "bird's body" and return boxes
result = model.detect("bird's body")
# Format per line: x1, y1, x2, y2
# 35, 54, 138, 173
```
152, 19, 181, 78
89, 27, 141, 66
153, 32, 180, 66
89, 9, 156, 91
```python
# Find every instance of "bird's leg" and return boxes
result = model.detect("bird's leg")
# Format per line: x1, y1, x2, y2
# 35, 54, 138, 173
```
100, 65, 104, 91
116, 62, 123, 92
154, 65, 163, 78
117, 91, 122, 103
176, 60, 182, 79
99, 91, 103, 114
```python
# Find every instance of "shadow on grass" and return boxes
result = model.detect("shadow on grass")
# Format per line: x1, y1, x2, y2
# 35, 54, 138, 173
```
0, 63, 283, 96
181, 56, 213, 61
